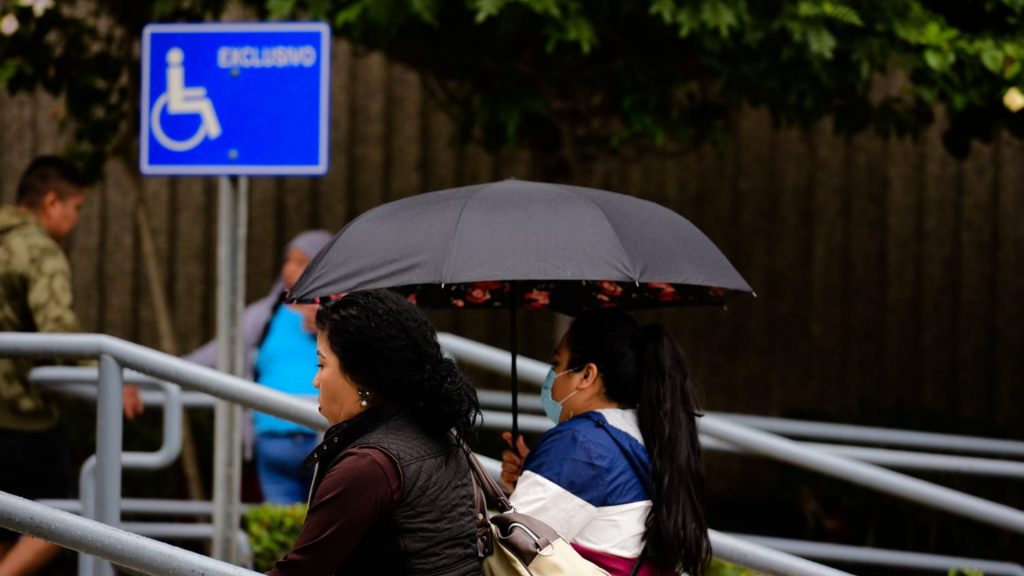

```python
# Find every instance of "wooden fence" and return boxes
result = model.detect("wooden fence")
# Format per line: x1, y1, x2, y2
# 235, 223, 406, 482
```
2, 40, 1021, 444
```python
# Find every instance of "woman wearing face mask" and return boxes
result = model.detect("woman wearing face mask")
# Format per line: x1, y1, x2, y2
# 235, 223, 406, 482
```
500, 311, 710, 576
269, 289, 482, 575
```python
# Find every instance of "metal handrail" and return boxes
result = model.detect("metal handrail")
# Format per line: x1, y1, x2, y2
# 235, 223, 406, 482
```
4, 334, 325, 429
701, 437, 1024, 479
32, 366, 221, 408
56, 364, 1024, 478
1, 333, 324, 576
37, 364, 1024, 481
449, 335, 1024, 461
478, 400, 1024, 479
708, 531, 852, 576
76, 378, 183, 576
51, 362, 1024, 482
37, 366, 1024, 478
25, 332, 1024, 569
437, 332, 1024, 567
730, 534, 1024, 576
447, 334, 1024, 480
476, 404, 1024, 534
34, 376, 1023, 574
43, 369, 1024, 481
0, 491, 258, 576
698, 416, 1024, 534
714, 412, 1024, 459
40, 498, 253, 517
1, 332, 846, 576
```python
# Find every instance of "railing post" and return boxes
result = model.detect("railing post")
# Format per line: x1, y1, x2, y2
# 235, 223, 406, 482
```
212, 175, 247, 563
77, 458, 96, 576
93, 353, 123, 576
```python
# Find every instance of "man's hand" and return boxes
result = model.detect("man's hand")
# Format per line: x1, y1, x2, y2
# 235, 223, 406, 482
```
122, 385, 144, 420
500, 432, 530, 492
299, 304, 318, 334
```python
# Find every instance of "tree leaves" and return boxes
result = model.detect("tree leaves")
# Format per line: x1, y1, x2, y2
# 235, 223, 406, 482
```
273, 0, 1023, 160
2, 0, 1023, 180
648, 0, 748, 39
796, 0, 863, 26
266, 0, 296, 20
924, 47, 956, 71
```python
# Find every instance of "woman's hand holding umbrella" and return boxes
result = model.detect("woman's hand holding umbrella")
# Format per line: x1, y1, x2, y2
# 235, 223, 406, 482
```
500, 431, 530, 491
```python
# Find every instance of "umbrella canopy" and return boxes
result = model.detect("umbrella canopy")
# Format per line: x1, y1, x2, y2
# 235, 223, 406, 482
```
288, 179, 752, 441
287, 179, 751, 312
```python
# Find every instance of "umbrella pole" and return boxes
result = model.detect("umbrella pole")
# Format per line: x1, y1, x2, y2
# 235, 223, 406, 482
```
510, 282, 519, 446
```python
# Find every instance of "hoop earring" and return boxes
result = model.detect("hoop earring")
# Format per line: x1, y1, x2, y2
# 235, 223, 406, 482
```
357, 389, 370, 408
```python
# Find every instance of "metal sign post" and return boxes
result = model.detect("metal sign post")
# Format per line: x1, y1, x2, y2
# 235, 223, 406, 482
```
140, 22, 331, 564
212, 175, 247, 562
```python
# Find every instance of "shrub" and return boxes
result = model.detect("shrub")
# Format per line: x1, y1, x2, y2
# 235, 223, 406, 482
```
709, 558, 762, 575
240, 503, 797, 575
243, 503, 307, 572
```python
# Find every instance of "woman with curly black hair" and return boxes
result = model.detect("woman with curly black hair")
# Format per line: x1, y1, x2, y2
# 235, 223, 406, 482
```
269, 289, 482, 576
501, 311, 710, 576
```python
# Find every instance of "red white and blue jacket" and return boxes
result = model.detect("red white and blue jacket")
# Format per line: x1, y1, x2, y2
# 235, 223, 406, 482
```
511, 409, 670, 575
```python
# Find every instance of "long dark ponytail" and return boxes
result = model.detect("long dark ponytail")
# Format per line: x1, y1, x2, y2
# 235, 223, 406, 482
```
567, 312, 710, 575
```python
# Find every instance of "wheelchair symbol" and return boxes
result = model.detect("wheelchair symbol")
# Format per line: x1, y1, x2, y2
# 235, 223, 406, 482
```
151, 47, 223, 152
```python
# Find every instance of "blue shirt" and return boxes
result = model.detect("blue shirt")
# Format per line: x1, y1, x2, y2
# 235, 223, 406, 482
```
253, 306, 317, 436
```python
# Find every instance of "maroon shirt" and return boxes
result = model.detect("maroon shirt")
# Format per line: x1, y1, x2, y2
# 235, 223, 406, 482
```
268, 446, 402, 575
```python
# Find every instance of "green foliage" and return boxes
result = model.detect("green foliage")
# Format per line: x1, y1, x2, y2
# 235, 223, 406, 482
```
708, 558, 761, 575
2, 0, 1023, 179
252, 0, 1024, 163
0, 0, 224, 181
243, 502, 308, 572
238, 499, 761, 576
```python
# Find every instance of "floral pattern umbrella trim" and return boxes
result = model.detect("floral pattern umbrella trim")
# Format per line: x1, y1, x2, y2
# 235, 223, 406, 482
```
294, 280, 731, 315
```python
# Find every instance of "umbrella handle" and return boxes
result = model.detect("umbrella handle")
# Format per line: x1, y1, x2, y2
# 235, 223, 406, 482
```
509, 282, 519, 449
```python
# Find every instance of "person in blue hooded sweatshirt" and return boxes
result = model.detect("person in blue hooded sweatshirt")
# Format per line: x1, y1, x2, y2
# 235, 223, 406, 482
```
501, 311, 711, 576
185, 229, 332, 503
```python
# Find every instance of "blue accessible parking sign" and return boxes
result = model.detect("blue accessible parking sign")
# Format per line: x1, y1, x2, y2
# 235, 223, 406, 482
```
141, 22, 330, 175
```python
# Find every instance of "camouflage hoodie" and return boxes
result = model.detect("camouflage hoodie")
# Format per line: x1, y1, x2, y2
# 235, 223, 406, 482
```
0, 205, 78, 431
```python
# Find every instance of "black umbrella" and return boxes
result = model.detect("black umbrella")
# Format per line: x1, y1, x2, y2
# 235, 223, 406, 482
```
288, 179, 752, 439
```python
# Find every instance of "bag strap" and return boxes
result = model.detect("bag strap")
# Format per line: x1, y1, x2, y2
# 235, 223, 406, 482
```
592, 415, 651, 576
466, 455, 494, 559
589, 414, 653, 496
461, 443, 514, 513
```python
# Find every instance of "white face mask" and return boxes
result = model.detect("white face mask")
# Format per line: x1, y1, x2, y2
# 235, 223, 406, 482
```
540, 367, 579, 424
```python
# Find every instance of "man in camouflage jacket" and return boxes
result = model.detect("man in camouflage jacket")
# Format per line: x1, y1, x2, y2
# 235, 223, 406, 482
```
0, 156, 139, 575
0, 197, 79, 431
